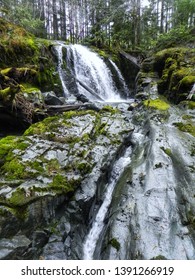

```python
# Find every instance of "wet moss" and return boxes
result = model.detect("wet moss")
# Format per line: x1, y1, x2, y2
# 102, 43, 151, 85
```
49, 174, 74, 194
191, 145, 195, 156
0, 87, 14, 102
143, 99, 170, 111
160, 147, 172, 157
188, 101, 195, 109
100, 105, 119, 114
2, 158, 27, 180
76, 161, 92, 175
21, 83, 40, 93
0, 136, 17, 158
186, 210, 195, 229
109, 238, 121, 251
0, 136, 29, 166
154, 47, 195, 103
7, 188, 27, 207
151, 255, 167, 260
173, 122, 195, 137
24, 116, 59, 136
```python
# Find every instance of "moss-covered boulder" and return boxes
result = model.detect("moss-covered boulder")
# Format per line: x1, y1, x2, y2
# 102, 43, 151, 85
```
0, 106, 133, 256
0, 18, 64, 134
154, 47, 195, 103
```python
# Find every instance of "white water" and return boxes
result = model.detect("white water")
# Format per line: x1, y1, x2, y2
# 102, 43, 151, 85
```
65, 44, 129, 102
109, 59, 130, 97
83, 147, 131, 260
55, 44, 70, 97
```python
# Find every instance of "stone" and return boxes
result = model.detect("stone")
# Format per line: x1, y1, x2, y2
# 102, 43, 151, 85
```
0, 235, 31, 260
42, 91, 64, 105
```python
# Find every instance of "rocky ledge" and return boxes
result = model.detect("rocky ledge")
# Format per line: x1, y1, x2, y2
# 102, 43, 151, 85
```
0, 105, 134, 259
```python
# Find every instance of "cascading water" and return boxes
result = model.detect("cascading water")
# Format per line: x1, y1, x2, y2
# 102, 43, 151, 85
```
55, 44, 70, 97
83, 146, 132, 260
55, 43, 130, 102
108, 59, 130, 97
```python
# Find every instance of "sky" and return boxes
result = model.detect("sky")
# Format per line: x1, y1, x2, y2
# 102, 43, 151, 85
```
141, 0, 150, 6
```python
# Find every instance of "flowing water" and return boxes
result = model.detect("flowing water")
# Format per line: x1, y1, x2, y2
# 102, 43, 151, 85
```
83, 146, 132, 260
55, 44, 70, 97
55, 43, 129, 101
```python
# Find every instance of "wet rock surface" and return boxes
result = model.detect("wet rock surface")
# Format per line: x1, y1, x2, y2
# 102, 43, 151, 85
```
101, 105, 195, 260
0, 105, 134, 259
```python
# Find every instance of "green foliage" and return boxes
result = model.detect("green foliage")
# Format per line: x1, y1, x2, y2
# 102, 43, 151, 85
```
6, 2, 46, 37
154, 26, 194, 52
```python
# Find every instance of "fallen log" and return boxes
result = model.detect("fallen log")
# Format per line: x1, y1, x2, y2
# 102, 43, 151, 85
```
46, 103, 99, 114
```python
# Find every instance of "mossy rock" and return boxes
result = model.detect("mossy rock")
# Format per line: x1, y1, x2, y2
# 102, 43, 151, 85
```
0, 67, 38, 83
143, 98, 170, 111
173, 122, 195, 137
179, 101, 195, 109
0, 136, 29, 164
153, 47, 195, 103
0, 18, 61, 94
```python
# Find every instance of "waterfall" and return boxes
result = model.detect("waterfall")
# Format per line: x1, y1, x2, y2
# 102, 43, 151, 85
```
55, 44, 70, 97
55, 43, 129, 102
108, 59, 130, 97
83, 146, 131, 260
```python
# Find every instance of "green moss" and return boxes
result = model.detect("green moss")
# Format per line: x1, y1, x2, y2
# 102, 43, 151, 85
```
188, 101, 195, 109
76, 161, 92, 175
182, 115, 194, 120
7, 188, 27, 206
2, 158, 26, 180
191, 145, 195, 156
109, 238, 121, 251
49, 174, 74, 194
186, 210, 195, 229
24, 116, 59, 136
21, 82, 40, 93
151, 255, 167, 260
29, 160, 44, 173
0, 136, 17, 158
143, 99, 170, 111
100, 105, 119, 114
154, 47, 195, 102
160, 146, 172, 157
0, 87, 12, 101
173, 122, 195, 137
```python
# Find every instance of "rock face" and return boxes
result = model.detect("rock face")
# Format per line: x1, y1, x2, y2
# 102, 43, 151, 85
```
101, 104, 195, 260
0, 105, 134, 259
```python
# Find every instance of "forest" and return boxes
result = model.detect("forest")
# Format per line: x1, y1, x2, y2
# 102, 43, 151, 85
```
0, 0, 195, 51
